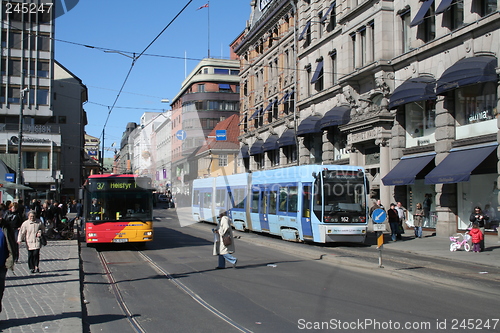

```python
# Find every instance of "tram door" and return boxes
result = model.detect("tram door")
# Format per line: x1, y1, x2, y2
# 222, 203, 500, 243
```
259, 188, 270, 232
301, 184, 313, 239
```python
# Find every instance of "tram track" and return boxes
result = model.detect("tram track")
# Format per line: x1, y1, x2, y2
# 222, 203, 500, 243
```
97, 247, 254, 333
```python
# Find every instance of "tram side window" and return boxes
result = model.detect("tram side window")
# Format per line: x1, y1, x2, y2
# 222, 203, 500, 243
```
269, 191, 277, 214
234, 188, 245, 209
193, 190, 200, 205
216, 189, 226, 207
251, 191, 260, 213
203, 192, 212, 207
288, 186, 298, 212
279, 187, 288, 211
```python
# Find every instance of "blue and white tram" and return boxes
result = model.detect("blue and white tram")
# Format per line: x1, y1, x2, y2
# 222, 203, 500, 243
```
192, 165, 368, 243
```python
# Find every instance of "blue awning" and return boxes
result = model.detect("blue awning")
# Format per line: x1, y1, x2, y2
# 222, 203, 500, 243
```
388, 77, 436, 109
436, 56, 498, 95
262, 135, 279, 152
298, 21, 311, 41
278, 129, 296, 147
410, 0, 435, 27
319, 106, 350, 129
240, 145, 249, 158
297, 115, 323, 136
219, 83, 231, 89
321, 2, 336, 23
435, 0, 453, 13
248, 108, 263, 120
382, 153, 435, 186
311, 60, 324, 84
279, 90, 294, 104
250, 140, 264, 155
425, 144, 497, 184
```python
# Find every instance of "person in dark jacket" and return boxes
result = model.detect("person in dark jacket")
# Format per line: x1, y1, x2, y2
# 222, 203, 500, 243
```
3, 203, 22, 263
0, 215, 15, 313
387, 203, 400, 242
469, 206, 488, 251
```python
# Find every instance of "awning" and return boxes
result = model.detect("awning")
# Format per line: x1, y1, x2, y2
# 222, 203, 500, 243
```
382, 153, 435, 186
240, 145, 249, 158
321, 2, 336, 23
250, 140, 264, 155
389, 77, 437, 109
298, 21, 311, 41
0, 180, 33, 191
435, 0, 453, 13
311, 60, 324, 84
410, 0, 435, 27
248, 107, 263, 120
297, 115, 322, 136
278, 129, 296, 147
319, 106, 350, 129
425, 144, 497, 184
436, 56, 498, 95
262, 135, 279, 151
279, 90, 294, 104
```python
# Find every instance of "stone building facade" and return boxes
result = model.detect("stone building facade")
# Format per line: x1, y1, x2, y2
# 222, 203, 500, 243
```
235, 0, 499, 236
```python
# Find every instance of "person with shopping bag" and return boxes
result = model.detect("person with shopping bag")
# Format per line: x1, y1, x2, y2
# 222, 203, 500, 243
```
213, 210, 237, 269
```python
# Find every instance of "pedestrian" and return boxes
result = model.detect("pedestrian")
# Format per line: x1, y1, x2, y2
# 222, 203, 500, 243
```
396, 202, 407, 239
369, 199, 384, 218
387, 203, 400, 242
17, 211, 45, 273
4, 202, 22, 263
413, 203, 424, 239
213, 210, 237, 269
469, 222, 483, 253
469, 206, 488, 251
0, 213, 16, 313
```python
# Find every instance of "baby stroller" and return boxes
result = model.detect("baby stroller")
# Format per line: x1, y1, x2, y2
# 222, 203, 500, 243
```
449, 232, 471, 252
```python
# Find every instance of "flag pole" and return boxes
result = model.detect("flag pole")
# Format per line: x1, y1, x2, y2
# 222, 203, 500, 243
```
207, 1, 210, 58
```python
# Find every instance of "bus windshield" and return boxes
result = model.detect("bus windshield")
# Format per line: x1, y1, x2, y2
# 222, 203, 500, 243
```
84, 176, 154, 222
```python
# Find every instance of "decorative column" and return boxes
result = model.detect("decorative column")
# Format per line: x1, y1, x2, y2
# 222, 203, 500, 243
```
322, 130, 334, 164
299, 136, 309, 165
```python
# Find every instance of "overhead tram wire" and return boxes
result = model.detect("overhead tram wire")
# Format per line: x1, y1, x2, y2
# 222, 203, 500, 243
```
98, 0, 194, 167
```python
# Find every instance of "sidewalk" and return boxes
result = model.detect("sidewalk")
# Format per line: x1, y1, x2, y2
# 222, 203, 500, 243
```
381, 230, 500, 268
0, 240, 82, 333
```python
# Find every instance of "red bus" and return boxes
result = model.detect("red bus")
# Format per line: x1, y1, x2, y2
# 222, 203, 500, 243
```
83, 174, 154, 246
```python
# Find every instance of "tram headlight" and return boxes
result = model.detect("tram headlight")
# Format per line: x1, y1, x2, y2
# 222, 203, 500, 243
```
143, 231, 152, 236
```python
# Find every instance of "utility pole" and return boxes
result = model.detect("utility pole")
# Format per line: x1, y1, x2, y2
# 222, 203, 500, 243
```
16, 80, 28, 201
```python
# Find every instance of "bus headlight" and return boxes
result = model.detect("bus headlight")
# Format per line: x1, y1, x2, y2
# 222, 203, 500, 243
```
88, 233, 97, 237
143, 231, 152, 236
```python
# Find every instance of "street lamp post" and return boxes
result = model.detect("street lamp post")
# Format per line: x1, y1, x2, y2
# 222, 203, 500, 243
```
16, 87, 29, 200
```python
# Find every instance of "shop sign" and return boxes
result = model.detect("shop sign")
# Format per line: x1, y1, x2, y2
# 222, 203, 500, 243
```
348, 127, 381, 144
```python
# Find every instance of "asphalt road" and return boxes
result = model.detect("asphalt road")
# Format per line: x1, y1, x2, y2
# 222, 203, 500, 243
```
81, 208, 500, 333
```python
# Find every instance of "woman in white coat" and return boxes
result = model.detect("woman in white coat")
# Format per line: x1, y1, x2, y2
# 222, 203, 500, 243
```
17, 211, 45, 273
213, 210, 237, 269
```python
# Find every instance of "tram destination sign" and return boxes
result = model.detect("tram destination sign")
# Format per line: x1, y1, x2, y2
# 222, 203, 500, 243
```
88, 177, 153, 192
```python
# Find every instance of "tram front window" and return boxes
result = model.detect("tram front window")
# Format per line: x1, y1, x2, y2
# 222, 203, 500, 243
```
314, 170, 366, 223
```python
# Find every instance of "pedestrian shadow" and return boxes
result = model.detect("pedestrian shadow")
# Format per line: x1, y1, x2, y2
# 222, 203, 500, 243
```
0, 311, 81, 330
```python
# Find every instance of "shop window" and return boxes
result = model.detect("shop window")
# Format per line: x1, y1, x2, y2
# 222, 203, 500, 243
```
405, 100, 436, 147
23, 151, 49, 169
454, 82, 497, 139
284, 145, 297, 164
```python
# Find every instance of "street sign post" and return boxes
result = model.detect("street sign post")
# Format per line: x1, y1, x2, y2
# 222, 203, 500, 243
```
371, 208, 386, 268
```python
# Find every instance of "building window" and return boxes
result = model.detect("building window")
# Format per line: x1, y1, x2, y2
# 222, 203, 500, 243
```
326, 2, 337, 32
23, 151, 49, 169
218, 154, 228, 167
350, 33, 356, 70
359, 27, 367, 66
284, 145, 297, 164
198, 84, 205, 92
254, 154, 264, 170
421, 3, 436, 42
214, 68, 230, 75
329, 50, 337, 86
479, 0, 497, 16
219, 83, 231, 92
448, 0, 464, 30
58, 116, 66, 124
268, 149, 280, 166
401, 10, 412, 53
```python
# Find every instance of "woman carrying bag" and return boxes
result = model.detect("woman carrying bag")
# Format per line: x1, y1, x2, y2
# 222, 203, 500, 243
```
213, 210, 237, 269
17, 211, 45, 273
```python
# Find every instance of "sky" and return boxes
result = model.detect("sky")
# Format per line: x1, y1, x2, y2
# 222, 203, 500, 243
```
54, 0, 251, 157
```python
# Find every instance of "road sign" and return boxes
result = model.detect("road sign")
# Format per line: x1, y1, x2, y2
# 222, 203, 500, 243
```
215, 130, 226, 141
176, 130, 187, 141
373, 224, 386, 231
5, 173, 14, 182
371, 208, 386, 223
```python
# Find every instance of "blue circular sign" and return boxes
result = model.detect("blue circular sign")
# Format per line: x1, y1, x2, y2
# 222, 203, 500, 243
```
176, 130, 187, 141
371, 208, 386, 223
